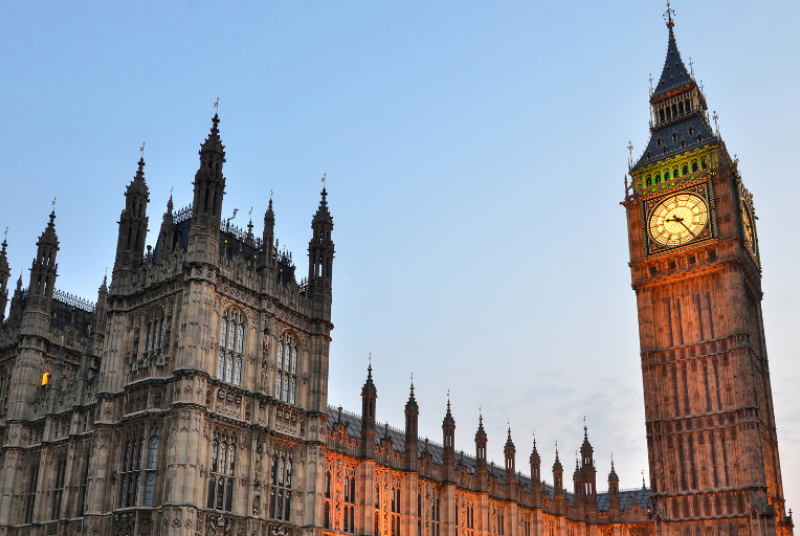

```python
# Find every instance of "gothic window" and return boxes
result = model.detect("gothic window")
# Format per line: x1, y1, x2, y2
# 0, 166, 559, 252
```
418, 492, 423, 536
431, 494, 441, 536
25, 463, 39, 524
218, 310, 245, 386
143, 426, 159, 506
391, 486, 401, 536
276, 333, 298, 404
673, 167, 679, 179
688, 126, 695, 136
119, 431, 144, 508
682, 165, 689, 176
654, 173, 661, 184
656, 138, 663, 147
701, 158, 708, 169
79, 450, 90, 514
645, 176, 652, 187
143, 311, 165, 355
324, 470, 332, 529
206, 433, 236, 512
664, 171, 671, 181
269, 454, 293, 521
343, 470, 356, 533
692, 161, 699, 172
51, 454, 66, 520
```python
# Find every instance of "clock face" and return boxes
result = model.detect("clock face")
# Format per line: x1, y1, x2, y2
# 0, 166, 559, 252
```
742, 207, 756, 254
648, 193, 709, 247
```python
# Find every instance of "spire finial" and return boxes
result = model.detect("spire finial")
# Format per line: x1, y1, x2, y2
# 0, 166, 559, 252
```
663, 0, 675, 28
3, 227, 7, 245
532, 430, 536, 448
140, 142, 145, 160
214, 97, 219, 113
170, 186, 173, 198
270, 189, 273, 200
689, 57, 694, 78
584, 416, 588, 438
611, 452, 615, 468
712, 110, 720, 135
51, 197, 57, 214
642, 469, 646, 488
648, 73, 653, 94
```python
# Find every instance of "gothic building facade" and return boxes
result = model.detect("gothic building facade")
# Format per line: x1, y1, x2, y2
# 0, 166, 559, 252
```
0, 10, 792, 536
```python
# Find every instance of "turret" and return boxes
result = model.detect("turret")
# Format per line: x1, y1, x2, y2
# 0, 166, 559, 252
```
573, 456, 583, 508
442, 394, 456, 481
8, 210, 59, 420
260, 197, 275, 269
113, 157, 150, 270
475, 412, 488, 491
27, 209, 59, 307
7, 273, 23, 327
0, 232, 10, 323
580, 425, 597, 512
191, 114, 226, 225
154, 193, 175, 262
608, 456, 620, 519
307, 185, 334, 320
404, 378, 419, 471
361, 361, 377, 458
504, 427, 516, 493
530, 436, 541, 491
552, 446, 563, 499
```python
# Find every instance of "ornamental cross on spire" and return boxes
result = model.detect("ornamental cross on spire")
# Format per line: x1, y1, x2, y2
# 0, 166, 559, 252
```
664, 0, 675, 28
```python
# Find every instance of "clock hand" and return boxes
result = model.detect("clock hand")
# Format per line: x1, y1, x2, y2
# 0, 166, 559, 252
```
677, 220, 695, 237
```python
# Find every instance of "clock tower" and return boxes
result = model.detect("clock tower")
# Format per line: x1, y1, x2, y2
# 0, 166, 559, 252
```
623, 8, 793, 536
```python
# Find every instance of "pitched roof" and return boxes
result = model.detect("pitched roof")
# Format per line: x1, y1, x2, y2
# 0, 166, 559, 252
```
652, 26, 692, 99
631, 115, 717, 173
325, 406, 650, 513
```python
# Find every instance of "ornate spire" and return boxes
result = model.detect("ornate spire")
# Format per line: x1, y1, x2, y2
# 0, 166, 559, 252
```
530, 433, 540, 462
201, 113, 225, 155
553, 442, 562, 471
361, 355, 377, 395
652, 3, 691, 99
505, 425, 515, 450
405, 373, 418, 410
609, 454, 619, 481
127, 156, 149, 196
443, 390, 455, 426
313, 183, 333, 225
475, 408, 487, 441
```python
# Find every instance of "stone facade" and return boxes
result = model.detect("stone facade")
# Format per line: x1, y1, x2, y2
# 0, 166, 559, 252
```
0, 10, 793, 536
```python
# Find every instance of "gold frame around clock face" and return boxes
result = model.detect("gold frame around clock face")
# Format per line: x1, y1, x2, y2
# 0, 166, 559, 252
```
648, 193, 710, 247
741, 205, 757, 257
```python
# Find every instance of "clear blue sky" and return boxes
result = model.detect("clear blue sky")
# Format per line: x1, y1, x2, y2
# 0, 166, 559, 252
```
1, 0, 798, 505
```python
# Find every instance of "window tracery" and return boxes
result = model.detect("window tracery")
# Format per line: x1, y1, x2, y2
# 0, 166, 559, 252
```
207, 431, 236, 512
218, 310, 245, 386
269, 452, 293, 521
276, 333, 298, 404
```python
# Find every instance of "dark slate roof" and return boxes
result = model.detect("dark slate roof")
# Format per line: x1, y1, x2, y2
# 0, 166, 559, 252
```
325, 406, 650, 512
631, 115, 718, 173
596, 487, 651, 513
652, 26, 692, 99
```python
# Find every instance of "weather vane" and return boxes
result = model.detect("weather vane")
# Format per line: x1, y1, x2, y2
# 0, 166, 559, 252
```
3, 227, 7, 242
322, 173, 326, 185
140, 142, 145, 159
249, 206, 253, 217
214, 97, 219, 112
52, 197, 57, 212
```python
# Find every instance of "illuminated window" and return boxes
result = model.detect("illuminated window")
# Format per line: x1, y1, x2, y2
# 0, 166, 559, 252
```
42, 371, 50, 386
654, 173, 661, 184
645, 176, 652, 187
218, 310, 245, 386
276, 333, 298, 404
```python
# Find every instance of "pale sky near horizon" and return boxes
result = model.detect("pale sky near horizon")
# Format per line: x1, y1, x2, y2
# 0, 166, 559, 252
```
1, 1, 798, 507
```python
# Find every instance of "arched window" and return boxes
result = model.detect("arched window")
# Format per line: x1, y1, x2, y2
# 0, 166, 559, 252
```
207, 433, 235, 512
645, 176, 652, 187
218, 311, 245, 386
654, 173, 661, 184
701, 158, 708, 169
673, 168, 679, 179
276, 333, 298, 404
692, 161, 699, 172
664, 170, 671, 181
270, 455, 293, 521
682, 165, 689, 176
143, 310, 166, 356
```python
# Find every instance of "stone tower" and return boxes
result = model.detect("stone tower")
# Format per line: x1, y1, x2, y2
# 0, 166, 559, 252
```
623, 9, 792, 536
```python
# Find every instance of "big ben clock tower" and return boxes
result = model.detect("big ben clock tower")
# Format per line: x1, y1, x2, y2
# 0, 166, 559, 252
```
623, 6, 793, 536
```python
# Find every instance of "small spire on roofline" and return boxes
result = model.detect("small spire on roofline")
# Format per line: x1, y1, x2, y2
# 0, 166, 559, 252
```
663, 0, 675, 28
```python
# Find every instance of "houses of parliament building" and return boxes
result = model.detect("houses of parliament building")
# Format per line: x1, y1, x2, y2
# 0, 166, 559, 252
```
0, 11, 793, 536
